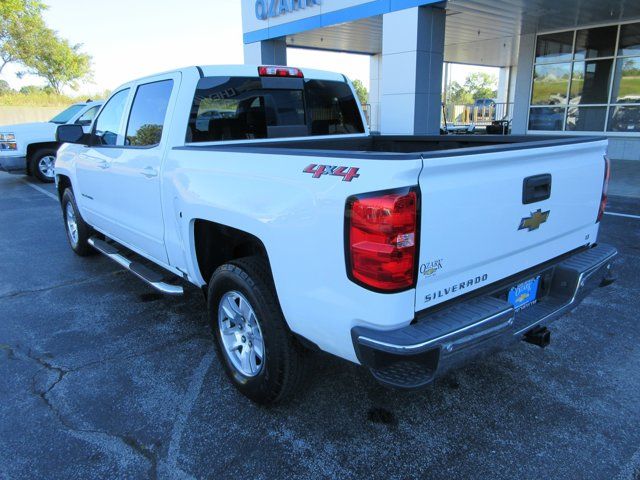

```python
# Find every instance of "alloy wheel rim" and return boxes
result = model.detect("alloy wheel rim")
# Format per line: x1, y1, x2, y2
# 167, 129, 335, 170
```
66, 203, 79, 246
217, 290, 264, 377
38, 155, 56, 179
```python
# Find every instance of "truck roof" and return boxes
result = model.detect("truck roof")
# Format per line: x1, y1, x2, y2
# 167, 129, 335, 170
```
120, 64, 347, 88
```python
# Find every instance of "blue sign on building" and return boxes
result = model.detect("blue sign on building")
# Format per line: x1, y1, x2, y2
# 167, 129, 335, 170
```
255, 0, 321, 20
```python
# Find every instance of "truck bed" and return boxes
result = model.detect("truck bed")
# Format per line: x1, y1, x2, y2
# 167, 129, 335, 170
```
178, 134, 607, 160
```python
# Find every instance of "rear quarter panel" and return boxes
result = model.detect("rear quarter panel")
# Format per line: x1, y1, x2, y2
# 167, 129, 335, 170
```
162, 148, 422, 363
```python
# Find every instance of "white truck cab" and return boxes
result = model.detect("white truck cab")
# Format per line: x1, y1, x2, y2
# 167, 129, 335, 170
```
0, 100, 103, 182
53, 65, 617, 404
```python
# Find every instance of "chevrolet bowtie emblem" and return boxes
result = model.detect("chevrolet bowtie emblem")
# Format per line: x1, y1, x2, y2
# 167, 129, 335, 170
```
519, 209, 550, 231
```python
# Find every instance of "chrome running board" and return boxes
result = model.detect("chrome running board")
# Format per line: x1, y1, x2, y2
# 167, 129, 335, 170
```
88, 237, 184, 295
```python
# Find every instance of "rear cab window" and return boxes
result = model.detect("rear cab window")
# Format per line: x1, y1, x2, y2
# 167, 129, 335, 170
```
186, 76, 364, 143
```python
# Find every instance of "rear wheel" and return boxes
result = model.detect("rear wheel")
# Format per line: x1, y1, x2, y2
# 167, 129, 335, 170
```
30, 148, 57, 183
61, 189, 94, 256
208, 257, 307, 405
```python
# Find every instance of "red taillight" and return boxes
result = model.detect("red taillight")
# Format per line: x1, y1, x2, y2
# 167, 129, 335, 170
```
258, 65, 304, 78
597, 155, 611, 223
346, 188, 419, 292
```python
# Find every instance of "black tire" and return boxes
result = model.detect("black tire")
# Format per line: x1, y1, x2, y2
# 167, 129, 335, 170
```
61, 188, 94, 256
208, 256, 307, 405
30, 148, 57, 183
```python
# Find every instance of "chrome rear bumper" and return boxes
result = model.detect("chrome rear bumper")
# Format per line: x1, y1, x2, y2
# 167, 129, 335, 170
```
351, 243, 618, 389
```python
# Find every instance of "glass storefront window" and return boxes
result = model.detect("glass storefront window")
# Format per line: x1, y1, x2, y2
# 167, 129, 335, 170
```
529, 107, 565, 130
531, 63, 571, 105
608, 106, 640, 132
618, 23, 640, 57
569, 59, 613, 104
566, 106, 607, 131
535, 32, 574, 63
531, 22, 640, 133
611, 57, 640, 103
574, 26, 617, 59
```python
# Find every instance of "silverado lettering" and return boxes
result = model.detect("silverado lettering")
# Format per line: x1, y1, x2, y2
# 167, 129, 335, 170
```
424, 274, 489, 303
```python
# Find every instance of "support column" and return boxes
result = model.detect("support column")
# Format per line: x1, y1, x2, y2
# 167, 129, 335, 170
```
243, 38, 287, 65
511, 33, 536, 134
369, 54, 382, 132
380, 6, 445, 135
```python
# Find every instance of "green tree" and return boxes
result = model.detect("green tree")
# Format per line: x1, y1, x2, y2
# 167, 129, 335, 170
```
0, 79, 11, 93
463, 72, 497, 100
0, 0, 46, 74
446, 72, 498, 104
20, 29, 91, 93
351, 79, 368, 105
447, 80, 474, 104
2, 0, 91, 92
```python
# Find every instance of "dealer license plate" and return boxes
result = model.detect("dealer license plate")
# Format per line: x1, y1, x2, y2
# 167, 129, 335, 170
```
508, 276, 540, 311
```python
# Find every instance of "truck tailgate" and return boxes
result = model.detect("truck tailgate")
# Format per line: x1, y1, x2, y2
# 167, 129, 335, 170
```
415, 139, 607, 312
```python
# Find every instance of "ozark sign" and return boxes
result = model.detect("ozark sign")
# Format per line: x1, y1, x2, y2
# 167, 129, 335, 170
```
255, 0, 321, 20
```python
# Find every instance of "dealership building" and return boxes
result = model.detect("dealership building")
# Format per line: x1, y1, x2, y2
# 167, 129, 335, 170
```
241, 0, 640, 160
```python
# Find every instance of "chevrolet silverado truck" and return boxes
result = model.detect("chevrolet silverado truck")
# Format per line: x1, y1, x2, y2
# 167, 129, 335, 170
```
53, 65, 617, 404
0, 100, 103, 182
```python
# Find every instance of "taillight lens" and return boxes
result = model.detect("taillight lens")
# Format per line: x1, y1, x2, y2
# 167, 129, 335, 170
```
258, 65, 304, 78
346, 187, 419, 292
597, 155, 610, 223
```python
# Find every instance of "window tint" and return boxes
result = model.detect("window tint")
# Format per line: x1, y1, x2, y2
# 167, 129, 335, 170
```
618, 22, 640, 57
574, 26, 617, 59
528, 107, 565, 131
535, 32, 574, 63
565, 106, 607, 131
126, 80, 174, 147
75, 105, 100, 126
531, 63, 571, 105
93, 89, 130, 146
569, 59, 613, 104
608, 105, 640, 132
187, 76, 364, 143
305, 79, 364, 135
611, 57, 640, 103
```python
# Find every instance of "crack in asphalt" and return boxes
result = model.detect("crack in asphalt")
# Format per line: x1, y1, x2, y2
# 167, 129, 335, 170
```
13, 347, 159, 478
2, 335, 213, 480
0, 269, 122, 301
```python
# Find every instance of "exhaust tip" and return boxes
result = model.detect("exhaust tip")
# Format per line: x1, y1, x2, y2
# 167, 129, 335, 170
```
523, 326, 550, 348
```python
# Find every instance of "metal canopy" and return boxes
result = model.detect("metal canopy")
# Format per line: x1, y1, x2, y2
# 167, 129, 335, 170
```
284, 0, 640, 66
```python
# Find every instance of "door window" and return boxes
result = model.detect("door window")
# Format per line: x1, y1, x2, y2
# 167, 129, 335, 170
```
75, 105, 100, 126
93, 89, 130, 146
125, 80, 174, 147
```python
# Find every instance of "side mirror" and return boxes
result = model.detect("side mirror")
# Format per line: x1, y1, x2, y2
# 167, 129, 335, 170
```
56, 124, 87, 144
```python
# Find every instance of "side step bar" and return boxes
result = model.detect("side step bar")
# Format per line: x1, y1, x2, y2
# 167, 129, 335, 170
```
88, 237, 184, 295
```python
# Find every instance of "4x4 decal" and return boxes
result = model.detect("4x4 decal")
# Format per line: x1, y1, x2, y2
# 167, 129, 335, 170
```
303, 164, 360, 182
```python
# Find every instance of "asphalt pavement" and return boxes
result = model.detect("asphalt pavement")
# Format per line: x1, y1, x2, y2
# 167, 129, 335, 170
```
1, 171, 639, 480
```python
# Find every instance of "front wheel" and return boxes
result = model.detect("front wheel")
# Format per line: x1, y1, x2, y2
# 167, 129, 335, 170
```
30, 148, 57, 183
208, 257, 307, 405
61, 189, 95, 256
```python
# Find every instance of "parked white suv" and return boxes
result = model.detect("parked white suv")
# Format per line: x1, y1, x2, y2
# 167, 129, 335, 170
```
0, 100, 103, 182
54, 65, 617, 404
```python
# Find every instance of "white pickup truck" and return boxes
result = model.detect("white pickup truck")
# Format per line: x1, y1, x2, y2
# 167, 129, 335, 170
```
0, 100, 102, 182
54, 65, 617, 404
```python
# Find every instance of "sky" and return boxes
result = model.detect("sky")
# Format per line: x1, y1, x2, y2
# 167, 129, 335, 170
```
0, 0, 496, 96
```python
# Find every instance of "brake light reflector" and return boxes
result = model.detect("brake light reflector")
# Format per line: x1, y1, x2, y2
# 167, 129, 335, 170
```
346, 187, 419, 292
597, 155, 610, 223
258, 65, 304, 78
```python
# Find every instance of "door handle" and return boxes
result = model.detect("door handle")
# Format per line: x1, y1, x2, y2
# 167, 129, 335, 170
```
522, 174, 552, 204
141, 166, 158, 178
97, 159, 110, 169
